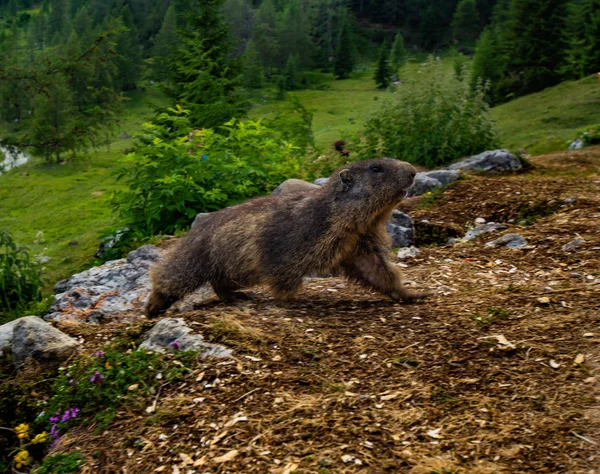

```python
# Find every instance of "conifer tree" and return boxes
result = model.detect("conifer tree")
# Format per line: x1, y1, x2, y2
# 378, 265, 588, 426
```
374, 41, 392, 89
390, 30, 406, 75
501, 0, 568, 97
333, 13, 355, 79
243, 39, 265, 89
471, 27, 505, 103
284, 54, 300, 89
152, 4, 178, 81
562, 0, 600, 78
451, 0, 480, 45
115, 6, 143, 91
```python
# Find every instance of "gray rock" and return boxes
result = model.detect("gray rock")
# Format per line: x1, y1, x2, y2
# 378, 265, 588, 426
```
46, 245, 162, 322
139, 318, 231, 358
462, 223, 508, 242
396, 247, 420, 259
191, 212, 210, 230
95, 228, 130, 259
568, 138, 583, 150
0, 319, 19, 354
448, 150, 522, 173
563, 196, 577, 205
562, 238, 584, 252
313, 177, 329, 186
485, 233, 528, 249
272, 178, 319, 196
386, 210, 415, 247
121, 132, 130, 139
474, 217, 486, 225
406, 174, 443, 197
12, 316, 79, 368
423, 169, 460, 186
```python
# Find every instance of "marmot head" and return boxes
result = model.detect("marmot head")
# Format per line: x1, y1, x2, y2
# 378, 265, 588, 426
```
331, 158, 417, 209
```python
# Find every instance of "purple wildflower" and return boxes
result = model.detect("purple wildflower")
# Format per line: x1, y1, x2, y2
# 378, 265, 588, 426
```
50, 437, 61, 449
49, 413, 60, 423
168, 340, 180, 351
95, 350, 105, 358
90, 371, 105, 384
50, 424, 60, 439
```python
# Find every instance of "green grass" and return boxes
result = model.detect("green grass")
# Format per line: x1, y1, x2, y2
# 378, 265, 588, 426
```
491, 75, 600, 155
249, 57, 450, 149
0, 87, 169, 291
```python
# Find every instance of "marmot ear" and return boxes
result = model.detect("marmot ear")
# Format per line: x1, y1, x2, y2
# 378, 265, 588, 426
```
339, 169, 352, 184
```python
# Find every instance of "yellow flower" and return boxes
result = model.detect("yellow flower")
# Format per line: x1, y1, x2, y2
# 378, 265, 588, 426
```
31, 432, 49, 444
15, 424, 29, 439
14, 450, 31, 468
105, 361, 111, 369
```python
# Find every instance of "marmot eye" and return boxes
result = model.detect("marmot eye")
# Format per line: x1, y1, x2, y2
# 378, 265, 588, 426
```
370, 165, 383, 173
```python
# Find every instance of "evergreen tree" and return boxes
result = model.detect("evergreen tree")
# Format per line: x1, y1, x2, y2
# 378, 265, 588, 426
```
471, 26, 505, 102
374, 41, 392, 89
252, 0, 279, 75
333, 13, 355, 79
284, 53, 300, 89
276, 0, 312, 70
48, 0, 68, 38
501, 0, 568, 97
243, 39, 265, 89
562, 0, 600, 78
452, 0, 481, 45
390, 30, 406, 75
114, 6, 143, 91
166, 0, 247, 127
151, 4, 178, 81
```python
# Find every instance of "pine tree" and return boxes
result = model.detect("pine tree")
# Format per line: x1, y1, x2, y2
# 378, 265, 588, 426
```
562, 0, 600, 78
152, 4, 178, 81
374, 41, 392, 89
501, 0, 568, 97
451, 0, 481, 45
333, 13, 355, 79
243, 39, 265, 89
252, 0, 279, 75
167, 0, 247, 128
114, 6, 143, 91
471, 27, 505, 102
390, 30, 406, 75
48, 0, 68, 38
284, 54, 299, 89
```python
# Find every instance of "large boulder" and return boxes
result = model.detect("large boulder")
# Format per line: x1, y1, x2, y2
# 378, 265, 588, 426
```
46, 245, 161, 322
448, 150, 522, 173
423, 170, 460, 186
406, 174, 443, 197
386, 210, 415, 247
139, 318, 231, 358
11, 316, 79, 368
313, 177, 329, 186
191, 212, 210, 230
272, 179, 319, 196
0, 319, 19, 355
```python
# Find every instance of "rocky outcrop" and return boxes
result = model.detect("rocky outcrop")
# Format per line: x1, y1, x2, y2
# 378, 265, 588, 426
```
448, 150, 522, 173
9, 316, 79, 368
47, 245, 161, 323
406, 174, 443, 197
139, 318, 231, 358
313, 177, 329, 186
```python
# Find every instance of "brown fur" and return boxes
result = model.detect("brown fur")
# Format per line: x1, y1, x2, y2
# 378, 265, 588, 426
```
145, 158, 427, 317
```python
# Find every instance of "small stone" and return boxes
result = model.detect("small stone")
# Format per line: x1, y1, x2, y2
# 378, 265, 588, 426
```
474, 217, 486, 225
485, 233, 528, 249
562, 238, 584, 252
387, 210, 415, 247
397, 247, 420, 259
462, 223, 507, 242
537, 297, 551, 305
563, 196, 577, 205
319, 458, 333, 467
583, 333, 594, 337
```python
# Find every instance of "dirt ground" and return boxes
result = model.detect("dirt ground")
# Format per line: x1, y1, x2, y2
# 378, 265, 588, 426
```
57, 148, 600, 473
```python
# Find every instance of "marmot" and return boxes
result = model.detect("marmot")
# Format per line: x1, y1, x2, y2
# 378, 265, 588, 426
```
145, 158, 426, 317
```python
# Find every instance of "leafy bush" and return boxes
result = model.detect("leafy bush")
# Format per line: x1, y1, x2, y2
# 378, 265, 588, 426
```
0, 231, 43, 315
34, 452, 84, 474
579, 124, 600, 146
112, 106, 302, 237
353, 57, 499, 168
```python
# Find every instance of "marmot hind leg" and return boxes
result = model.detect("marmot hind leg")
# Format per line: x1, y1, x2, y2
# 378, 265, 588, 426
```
211, 281, 254, 302
342, 252, 430, 302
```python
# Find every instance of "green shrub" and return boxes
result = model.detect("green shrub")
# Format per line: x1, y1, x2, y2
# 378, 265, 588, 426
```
353, 56, 499, 168
34, 452, 84, 474
112, 106, 303, 237
0, 231, 43, 315
579, 124, 600, 146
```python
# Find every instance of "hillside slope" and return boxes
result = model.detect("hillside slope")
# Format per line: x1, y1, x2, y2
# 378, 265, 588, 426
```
491, 75, 600, 155
39, 147, 599, 473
